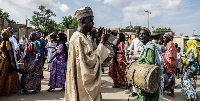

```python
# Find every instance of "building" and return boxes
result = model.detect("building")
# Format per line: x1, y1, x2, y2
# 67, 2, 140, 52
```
0, 18, 33, 42
0, 18, 9, 31
173, 36, 200, 50
9, 24, 33, 41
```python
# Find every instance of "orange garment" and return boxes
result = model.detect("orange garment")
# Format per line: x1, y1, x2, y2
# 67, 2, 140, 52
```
108, 42, 127, 86
163, 41, 178, 75
0, 41, 19, 96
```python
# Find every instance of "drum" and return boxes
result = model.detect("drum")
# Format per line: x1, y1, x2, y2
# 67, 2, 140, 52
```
126, 61, 161, 93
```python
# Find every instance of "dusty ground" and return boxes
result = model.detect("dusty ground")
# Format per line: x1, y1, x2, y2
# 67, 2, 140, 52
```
0, 64, 200, 101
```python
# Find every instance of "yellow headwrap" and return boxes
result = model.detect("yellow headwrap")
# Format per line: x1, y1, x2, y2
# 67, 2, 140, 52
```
185, 39, 198, 58
1, 29, 12, 38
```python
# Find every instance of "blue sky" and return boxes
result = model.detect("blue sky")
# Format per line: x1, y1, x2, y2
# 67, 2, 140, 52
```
0, 0, 199, 36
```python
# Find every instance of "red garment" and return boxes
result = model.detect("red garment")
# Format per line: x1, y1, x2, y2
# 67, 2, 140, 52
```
108, 42, 127, 86
164, 41, 178, 75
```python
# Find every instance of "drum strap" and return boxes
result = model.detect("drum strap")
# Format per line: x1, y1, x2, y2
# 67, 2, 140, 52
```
132, 69, 136, 84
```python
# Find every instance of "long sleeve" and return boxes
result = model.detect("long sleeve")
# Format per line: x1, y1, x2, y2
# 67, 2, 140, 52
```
137, 49, 155, 65
65, 31, 109, 101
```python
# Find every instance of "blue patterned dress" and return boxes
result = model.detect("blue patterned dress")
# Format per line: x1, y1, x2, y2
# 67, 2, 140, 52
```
181, 50, 199, 99
48, 43, 67, 88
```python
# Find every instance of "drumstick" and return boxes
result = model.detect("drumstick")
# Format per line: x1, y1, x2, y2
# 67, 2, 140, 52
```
122, 60, 127, 66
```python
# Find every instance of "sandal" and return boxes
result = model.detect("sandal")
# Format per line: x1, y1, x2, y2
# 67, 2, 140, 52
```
167, 93, 174, 97
19, 89, 28, 95
132, 92, 137, 97
112, 85, 120, 88
60, 87, 65, 91
32, 89, 40, 93
47, 87, 54, 92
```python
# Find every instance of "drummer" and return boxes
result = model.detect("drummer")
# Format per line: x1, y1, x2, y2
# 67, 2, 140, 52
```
133, 27, 164, 101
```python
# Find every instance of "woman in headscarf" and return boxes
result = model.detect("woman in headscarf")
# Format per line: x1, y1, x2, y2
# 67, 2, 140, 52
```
47, 33, 67, 91
20, 31, 42, 94
181, 39, 199, 100
108, 33, 127, 88
163, 32, 178, 97
0, 29, 19, 96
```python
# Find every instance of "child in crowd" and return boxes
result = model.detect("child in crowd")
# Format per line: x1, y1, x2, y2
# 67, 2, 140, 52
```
176, 47, 182, 79
45, 33, 57, 72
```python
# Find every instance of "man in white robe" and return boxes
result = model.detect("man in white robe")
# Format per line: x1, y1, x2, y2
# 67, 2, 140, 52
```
127, 29, 143, 58
7, 27, 21, 79
65, 7, 110, 101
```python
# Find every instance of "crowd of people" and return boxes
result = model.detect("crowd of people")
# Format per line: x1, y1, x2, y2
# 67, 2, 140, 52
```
107, 28, 199, 100
0, 6, 199, 101
0, 29, 68, 95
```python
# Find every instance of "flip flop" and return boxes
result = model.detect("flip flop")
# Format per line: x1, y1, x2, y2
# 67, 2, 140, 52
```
167, 93, 174, 97
112, 85, 120, 88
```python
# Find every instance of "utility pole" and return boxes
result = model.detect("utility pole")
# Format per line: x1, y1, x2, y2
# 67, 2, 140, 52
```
26, 16, 30, 38
26, 16, 28, 38
144, 10, 151, 29
193, 30, 195, 36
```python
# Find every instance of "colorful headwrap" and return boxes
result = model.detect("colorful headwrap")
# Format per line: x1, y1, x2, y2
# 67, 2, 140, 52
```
31, 31, 41, 39
1, 29, 12, 38
141, 27, 151, 36
185, 39, 198, 58
7, 27, 14, 33
75, 6, 93, 21
164, 32, 174, 41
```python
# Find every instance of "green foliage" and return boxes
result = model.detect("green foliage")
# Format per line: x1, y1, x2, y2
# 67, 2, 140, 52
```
30, 5, 56, 37
125, 25, 134, 30
62, 15, 78, 29
125, 25, 141, 32
0, 8, 16, 24
69, 17, 78, 29
152, 27, 174, 35
55, 23, 66, 33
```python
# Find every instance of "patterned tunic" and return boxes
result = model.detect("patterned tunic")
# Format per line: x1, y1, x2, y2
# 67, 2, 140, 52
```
0, 41, 19, 95
181, 50, 199, 99
108, 42, 127, 86
22, 41, 42, 91
48, 43, 67, 88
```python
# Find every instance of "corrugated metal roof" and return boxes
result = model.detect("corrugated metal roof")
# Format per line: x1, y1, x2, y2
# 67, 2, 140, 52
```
184, 37, 200, 40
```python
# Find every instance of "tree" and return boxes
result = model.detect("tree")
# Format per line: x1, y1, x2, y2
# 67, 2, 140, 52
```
69, 17, 78, 29
132, 25, 141, 31
125, 25, 134, 30
152, 27, 174, 35
125, 25, 141, 32
61, 15, 78, 29
0, 8, 16, 24
55, 23, 66, 33
30, 5, 56, 37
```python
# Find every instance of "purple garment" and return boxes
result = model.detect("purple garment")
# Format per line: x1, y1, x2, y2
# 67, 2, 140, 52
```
113, 39, 118, 45
48, 43, 67, 88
